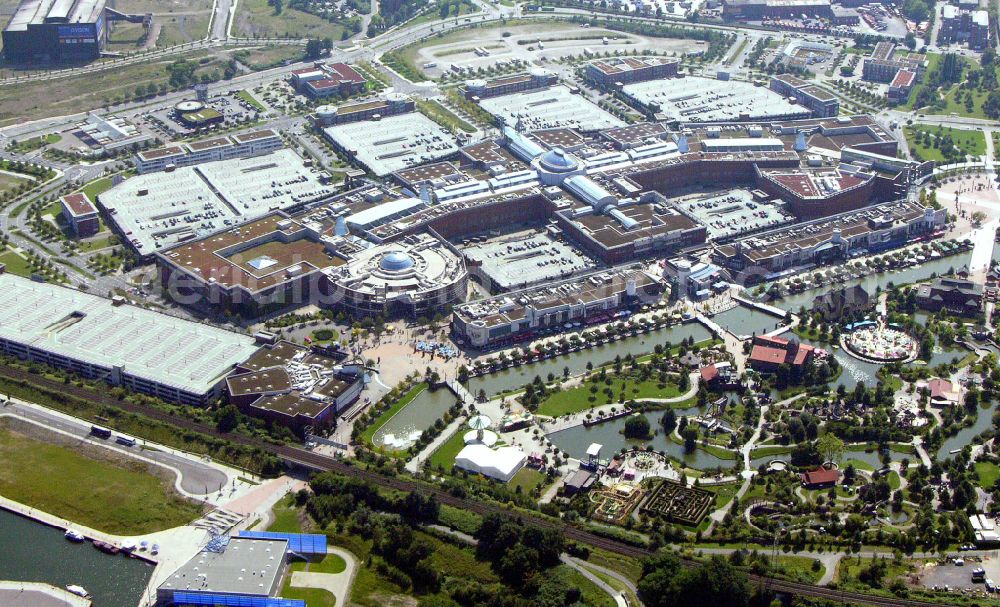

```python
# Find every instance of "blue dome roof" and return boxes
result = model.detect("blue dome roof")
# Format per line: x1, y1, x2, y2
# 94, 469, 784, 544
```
539, 148, 579, 172
380, 251, 414, 272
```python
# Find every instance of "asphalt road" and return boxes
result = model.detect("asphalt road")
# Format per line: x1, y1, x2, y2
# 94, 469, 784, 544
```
0, 398, 228, 495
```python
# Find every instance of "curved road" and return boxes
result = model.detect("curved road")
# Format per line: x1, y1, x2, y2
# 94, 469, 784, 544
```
0, 398, 228, 496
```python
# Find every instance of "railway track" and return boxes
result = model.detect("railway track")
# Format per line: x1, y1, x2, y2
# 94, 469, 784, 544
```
0, 364, 954, 607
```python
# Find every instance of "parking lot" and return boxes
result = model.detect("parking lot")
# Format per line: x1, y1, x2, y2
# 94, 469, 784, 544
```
919, 553, 1000, 596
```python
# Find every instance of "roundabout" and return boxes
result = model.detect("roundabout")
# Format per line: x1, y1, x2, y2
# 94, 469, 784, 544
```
840, 319, 919, 364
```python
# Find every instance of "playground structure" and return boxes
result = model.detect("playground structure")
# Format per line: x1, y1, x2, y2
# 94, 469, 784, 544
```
842, 319, 918, 363
591, 482, 645, 525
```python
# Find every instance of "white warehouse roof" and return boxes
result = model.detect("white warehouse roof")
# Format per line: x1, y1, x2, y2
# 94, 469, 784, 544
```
0, 273, 258, 396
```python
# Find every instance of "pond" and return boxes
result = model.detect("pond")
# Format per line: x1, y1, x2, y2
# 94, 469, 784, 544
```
936, 401, 998, 461
467, 322, 712, 397
546, 405, 739, 471
711, 305, 787, 338
372, 386, 458, 450
0, 508, 153, 607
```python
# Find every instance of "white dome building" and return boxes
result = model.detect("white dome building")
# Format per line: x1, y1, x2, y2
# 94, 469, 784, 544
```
323, 233, 467, 317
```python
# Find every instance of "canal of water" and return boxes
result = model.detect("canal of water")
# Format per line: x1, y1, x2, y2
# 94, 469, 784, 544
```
0, 508, 152, 607
467, 322, 712, 398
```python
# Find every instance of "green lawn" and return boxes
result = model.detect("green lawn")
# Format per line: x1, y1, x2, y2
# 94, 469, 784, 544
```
291, 553, 348, 574
9, 133, 61, 153
557, 565, 616, 607
237, 89, 267, 112
750, 445, 792, 459
773, 555, 824, 584
886, 470, 901, 491
509, 467, 548, 494
0, 250, 32, 277
281, 577, 336, 607
235, 0, 348, 39
267, 494, 303, 533
536, 376, 682, 417
359, 382, 428, 447
976, 461, 1000, 489
78, 175, 121, 202
428, 428, 467, 469
0, 171, 31, 195
416, 99, 476, 134
904, 125, 986, 163
701, 481, 740, 509
0, 423, 203, 534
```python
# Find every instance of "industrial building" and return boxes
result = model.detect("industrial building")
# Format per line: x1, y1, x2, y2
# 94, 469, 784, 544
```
0, 272, 258, 405
585, 56, 680, 88
478, 85, 626, 132
622, 76, 812, 123
768, 74, 840, 118
291, 62, 368, 98
463, 69, 557, 100
156, 212, 348, 317
135, 129, 283, 173
452, 267, 663, 348
227, 341, 363, 433
321, 111, 461, 176
713, 200, 946, 281
2, 0, 134, 62
462, 230, 596, 292
312, 93, 414, 127
60, 192, 100, 237
156, 533, 327, 606
938, 6, 990, 49
862, 42, 926, 83
101, 148, 334, 255
722, 0, 833, 21
75, 113, 152, 153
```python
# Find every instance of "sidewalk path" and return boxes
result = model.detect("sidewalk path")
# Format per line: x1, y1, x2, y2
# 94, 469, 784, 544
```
288, 547, 358, 607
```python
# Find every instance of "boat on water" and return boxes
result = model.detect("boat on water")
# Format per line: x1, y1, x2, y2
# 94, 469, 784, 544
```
92, 540, 120, 555
64, 529, 85, 542
65, 585, 90, 598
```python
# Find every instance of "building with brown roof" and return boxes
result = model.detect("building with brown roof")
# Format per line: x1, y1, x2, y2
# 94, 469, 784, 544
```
294, 62, 367, 98
60, 193, 99, 237
228, 340, 363, 432
749, 334, 814, 373
800, 467, 840, 487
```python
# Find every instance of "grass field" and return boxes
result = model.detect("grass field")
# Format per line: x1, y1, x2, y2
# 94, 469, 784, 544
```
416, 99, 476, 133
509, 467, 548, 495
975, 461, 1000, 489
0, 171, 30, 197
428, 428, 467, 469
904, 125, 986, 163
0, 250, 32, 277
267, 494, 303, 533
536, 376, 682, 417
281, 578, 336, 607
359, 383, 428, 447
0, 422, 203, 534
0, 50, 227, 127
237, 89, 267, 111
234, 0, 347, 39
8, 133, 61, 153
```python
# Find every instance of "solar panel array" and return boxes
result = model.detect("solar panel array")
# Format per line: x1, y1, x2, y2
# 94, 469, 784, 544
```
173, 591, 305, 607
237, 531, 328, 555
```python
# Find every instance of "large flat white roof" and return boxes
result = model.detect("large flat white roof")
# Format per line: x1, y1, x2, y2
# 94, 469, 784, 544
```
99, 149, 334, 254
322, 113, 460, 176
623, 76, 809, 123
0, 274, 258, 395
479, 86, 625, 132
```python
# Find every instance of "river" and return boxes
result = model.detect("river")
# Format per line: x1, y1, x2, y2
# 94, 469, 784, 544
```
0, 508, 152, 607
